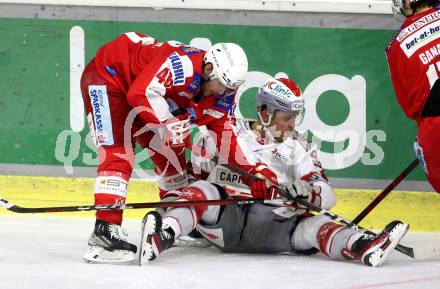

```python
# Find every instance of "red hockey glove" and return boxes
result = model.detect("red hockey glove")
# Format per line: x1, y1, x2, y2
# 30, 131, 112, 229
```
248, 163, 278, 200
249, 179, 278, 200
249, 163, 278, 185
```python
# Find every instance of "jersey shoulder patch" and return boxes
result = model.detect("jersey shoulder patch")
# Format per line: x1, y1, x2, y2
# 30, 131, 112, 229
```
179, 45, 204, 55
203, 108, 225, 119
214, 91, 234, 110
186, 72, 202, 94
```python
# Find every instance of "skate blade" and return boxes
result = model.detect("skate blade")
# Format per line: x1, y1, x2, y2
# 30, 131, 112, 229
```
368, 223, 409, 267
139, 243, 155, 266
138, 213, 160, 266
175, 236, 212, 248
83, 246, 135, 265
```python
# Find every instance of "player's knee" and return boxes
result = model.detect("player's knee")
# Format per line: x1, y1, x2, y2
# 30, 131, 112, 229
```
177, 181, 221, 222
189, 181, 221, 224
97, 146, 135, 177
190, 181, 221, 200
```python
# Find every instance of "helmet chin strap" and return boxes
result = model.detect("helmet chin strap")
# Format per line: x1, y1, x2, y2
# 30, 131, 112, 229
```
256, 111, 273, 132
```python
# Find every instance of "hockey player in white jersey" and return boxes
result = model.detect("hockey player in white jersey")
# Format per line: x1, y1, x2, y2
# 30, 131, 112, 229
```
139, 77, 409, 267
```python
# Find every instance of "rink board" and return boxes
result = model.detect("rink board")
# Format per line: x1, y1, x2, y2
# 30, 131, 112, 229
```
0, 175, 439, 232
0, 16, 428, 182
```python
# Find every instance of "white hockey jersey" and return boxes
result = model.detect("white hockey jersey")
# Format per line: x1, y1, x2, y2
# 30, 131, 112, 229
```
190, 119, 336, 211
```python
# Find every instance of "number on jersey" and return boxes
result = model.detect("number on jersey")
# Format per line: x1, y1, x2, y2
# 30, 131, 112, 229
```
426, 61, 440, 87
155, 67, 173, 88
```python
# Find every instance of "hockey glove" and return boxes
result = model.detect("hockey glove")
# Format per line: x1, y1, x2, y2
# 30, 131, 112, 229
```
249, 180, 278, 200
249, 163, 278, 185
163, 116, 190, 147
248, 163, 278, 200
287, 179, 314, 206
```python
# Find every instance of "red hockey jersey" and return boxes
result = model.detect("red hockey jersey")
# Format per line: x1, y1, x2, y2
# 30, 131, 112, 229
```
386, 5, 440, 122
94, 32, 252, 170
94, 32, 207, 124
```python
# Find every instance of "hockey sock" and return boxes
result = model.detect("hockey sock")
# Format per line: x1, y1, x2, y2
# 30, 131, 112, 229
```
94, 171, 129, 225
316, 222, 360, 261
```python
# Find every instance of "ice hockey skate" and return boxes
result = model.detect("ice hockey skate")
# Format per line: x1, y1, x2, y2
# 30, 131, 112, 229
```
174, 228, 212, 248
139, 211, 176, 265
83, 219, 137, 264
343, 220, 409, 267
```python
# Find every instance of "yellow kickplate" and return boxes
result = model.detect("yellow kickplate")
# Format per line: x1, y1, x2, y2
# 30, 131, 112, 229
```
0, 175, 159, 219
0, 176, 439, 231
333, 189, 440, 232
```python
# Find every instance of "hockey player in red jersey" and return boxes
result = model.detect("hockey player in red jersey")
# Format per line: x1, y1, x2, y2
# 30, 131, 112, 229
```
388, 0, 440, 193
80, 32, 276, 263
139, 78, 409, 267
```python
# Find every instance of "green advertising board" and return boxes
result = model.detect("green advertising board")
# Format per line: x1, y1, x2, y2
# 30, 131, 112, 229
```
0, 17, 424, 181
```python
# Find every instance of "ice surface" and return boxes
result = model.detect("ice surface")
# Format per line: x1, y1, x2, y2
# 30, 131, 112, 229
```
0, 214, 439, 289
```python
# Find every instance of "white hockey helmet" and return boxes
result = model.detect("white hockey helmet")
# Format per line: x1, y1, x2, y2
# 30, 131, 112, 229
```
203, 43, 248, 89
257, 78, 305, 127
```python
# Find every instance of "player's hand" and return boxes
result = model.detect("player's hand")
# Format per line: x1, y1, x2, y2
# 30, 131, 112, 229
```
163, 116, 190, 147
287, 179, 313, 203
248, 163, 278, 200
249, 180, 278, 200
249, 162, 278, 185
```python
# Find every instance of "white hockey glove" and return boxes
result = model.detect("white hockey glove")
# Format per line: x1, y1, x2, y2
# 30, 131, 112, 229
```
164, 117, 190, 147
287, 179, 313, 199
285, 179, 314, 212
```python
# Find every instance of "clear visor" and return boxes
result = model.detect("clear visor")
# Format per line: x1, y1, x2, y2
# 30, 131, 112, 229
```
208, 69, 244, 89
276, 109, 305, 127
295, 109, 305, 127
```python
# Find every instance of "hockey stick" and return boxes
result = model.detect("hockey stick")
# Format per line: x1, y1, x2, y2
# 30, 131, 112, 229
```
0, 174, 416, 258
352, 158, 419, 224
0, 197, 265, 214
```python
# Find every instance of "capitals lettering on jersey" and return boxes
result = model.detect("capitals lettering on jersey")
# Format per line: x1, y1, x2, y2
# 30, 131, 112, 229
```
216, 169, 245, 186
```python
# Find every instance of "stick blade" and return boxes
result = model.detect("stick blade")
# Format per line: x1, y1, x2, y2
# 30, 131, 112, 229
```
0, 197, 13, 210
